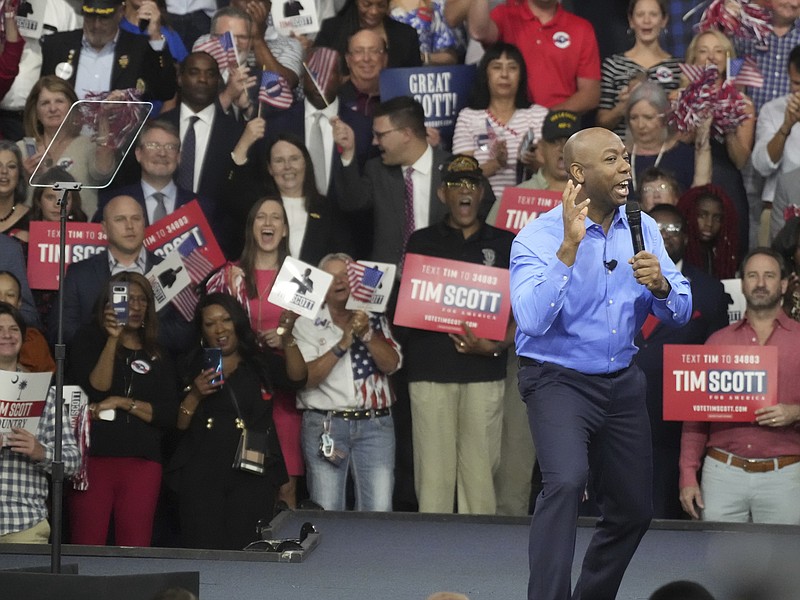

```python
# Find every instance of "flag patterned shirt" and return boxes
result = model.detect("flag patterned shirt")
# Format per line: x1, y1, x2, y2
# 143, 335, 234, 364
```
294, 307, 403, 411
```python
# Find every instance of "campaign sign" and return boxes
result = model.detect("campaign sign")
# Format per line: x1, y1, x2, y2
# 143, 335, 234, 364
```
379, 65, 476, 146
61, 385, 88, 432
268, 256, 333, 319
393, 254, 510, 341
663, 344, 778, 422
146, 250, 192, 312
0, 370, 54, 436
721, 278, 745, 325
143, 200, 225, 268
271, 0, 319, 36
27, 222, 107, 290
345, 261, 396, 313
495, 188, 562, 234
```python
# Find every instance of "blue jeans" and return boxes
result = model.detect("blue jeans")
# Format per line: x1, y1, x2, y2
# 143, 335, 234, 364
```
301, 410, 395, 511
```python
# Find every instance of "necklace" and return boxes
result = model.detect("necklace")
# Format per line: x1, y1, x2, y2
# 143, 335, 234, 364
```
486, 108, 522, 138
0, 204, 16, 223
630, 142, 667, 192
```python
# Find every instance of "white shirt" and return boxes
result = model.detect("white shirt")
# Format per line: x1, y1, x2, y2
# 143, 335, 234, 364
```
164, 0, 215, 17
179, 102, 215, 193
74, 32, 117, 99
283, 195, 308, 259
752, 94, 800, 203
303, 97, 338, 193
404, 144, 434, 231
141, 179, 178, 223
0, 0, 81, 110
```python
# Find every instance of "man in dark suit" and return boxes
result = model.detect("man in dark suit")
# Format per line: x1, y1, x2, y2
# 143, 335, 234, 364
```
159, 51, 245, 258
93, 120, 218, 231
332, 96, 494, 265
52, 195, 191, 354
635, 204, 730, 519
40, 0, 176, 101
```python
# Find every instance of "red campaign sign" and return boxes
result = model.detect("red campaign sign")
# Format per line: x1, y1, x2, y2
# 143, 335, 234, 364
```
663, 344, 778, 422
494, 187, 562, 234
143, 200, 225, 267
27, 222, 107, 290
393, 253, 511, 341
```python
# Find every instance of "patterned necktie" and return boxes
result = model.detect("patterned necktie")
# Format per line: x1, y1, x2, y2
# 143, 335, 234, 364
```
152, 191, 167, 223
309, 112, 327, 194
176, 115, 199, 192
403, 166, 415, 253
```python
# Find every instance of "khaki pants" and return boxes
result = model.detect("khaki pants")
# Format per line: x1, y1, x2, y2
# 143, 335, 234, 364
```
0, 519, 50, 544
410, 380, 504, 514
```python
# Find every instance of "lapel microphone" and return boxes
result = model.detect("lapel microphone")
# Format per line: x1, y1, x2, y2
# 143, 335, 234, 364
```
603, 259, 617, 271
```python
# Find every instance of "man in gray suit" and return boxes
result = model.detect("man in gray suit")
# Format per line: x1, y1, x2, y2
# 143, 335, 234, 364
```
332, 97, 493, 265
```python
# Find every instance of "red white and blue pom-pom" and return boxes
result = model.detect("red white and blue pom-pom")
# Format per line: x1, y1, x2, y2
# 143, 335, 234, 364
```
697, 0, 773, 43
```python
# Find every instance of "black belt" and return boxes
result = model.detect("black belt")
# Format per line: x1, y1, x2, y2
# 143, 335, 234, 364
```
310, 407, 391, 420
518, 356, 630, 378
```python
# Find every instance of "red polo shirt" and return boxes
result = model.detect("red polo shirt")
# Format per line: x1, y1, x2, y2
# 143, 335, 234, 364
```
490, 2, 600, 108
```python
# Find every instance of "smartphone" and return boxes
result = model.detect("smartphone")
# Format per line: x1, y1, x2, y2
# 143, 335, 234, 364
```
203, 347, 224, 386
23, 137, 36, 158
98, 408, 116, 421
109, 282, 129, 326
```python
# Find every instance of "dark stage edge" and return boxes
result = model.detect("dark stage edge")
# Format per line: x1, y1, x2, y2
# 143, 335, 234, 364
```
2, 512, 800, 600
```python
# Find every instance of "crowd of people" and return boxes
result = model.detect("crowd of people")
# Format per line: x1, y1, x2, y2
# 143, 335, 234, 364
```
0, 0, 798, 572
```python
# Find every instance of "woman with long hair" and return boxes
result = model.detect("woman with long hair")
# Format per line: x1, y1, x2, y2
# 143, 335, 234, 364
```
0, 141, 30, 241
170, 293, 305, 549
452, 42, 547, 199
678, 184, 740, 280
596, 0, 681, 138
684, 28, 753, 256
29, 167, 87, 222
205, 198, 308, 508
67, 272, 178, 546
19, 76, 116, 218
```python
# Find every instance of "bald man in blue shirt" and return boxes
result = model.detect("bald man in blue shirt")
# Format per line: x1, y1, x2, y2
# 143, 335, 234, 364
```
510, 127, 692, 600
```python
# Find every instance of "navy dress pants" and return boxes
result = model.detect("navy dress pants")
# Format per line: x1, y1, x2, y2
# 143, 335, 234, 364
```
518, 360, 653, 600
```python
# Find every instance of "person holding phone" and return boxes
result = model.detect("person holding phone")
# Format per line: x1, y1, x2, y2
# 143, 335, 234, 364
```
67, 272, 179, 547
205, 198, 309, 509
169, 293, 306, 550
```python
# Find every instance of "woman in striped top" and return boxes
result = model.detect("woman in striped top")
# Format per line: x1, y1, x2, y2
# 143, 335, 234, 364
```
596, 0, 681, 139
452, 42, 547, 199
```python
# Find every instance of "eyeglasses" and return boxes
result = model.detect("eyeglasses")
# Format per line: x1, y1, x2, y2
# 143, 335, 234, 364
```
372, 127, 401, 141
657, 223, 683, 236
642, 183, 670, 194
444, 179, 480, 191
348, 48, 386, 58
142, 142, 180, 153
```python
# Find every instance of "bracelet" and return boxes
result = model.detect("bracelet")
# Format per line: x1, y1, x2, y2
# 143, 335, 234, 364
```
179, 404, 194, 416
129, 399, 137, 412
331, 344, 347, 358
5, 12, 16, 18
779, 127, 792, 137
359, 328, 373, 343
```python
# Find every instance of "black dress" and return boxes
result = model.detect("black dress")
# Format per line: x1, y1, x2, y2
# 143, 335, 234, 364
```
168, 355, 290, 550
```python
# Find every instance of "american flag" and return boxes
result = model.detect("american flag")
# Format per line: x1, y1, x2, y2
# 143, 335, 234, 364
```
170, 235, 216, 321
346, 261, 384, 302
679, 62, 708, 83
350, 317, 396, 409
194, 31, 238, 72
728, 56, 764, 88
306, 47, 339, 96
258, 71, 293, 109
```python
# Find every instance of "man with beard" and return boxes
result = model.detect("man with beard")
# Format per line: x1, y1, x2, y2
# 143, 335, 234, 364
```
680, 247, 800, 524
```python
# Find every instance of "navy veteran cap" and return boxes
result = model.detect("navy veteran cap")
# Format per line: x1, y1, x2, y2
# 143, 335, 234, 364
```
541, 110, 579, 142
440, 154, 483, 184
82, 0, 122, 16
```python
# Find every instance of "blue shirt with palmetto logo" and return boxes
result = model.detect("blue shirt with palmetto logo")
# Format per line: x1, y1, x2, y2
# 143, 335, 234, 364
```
510, 204, 692, 375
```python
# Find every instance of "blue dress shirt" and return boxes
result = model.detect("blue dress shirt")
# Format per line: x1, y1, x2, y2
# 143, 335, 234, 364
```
510, 204, 692, 375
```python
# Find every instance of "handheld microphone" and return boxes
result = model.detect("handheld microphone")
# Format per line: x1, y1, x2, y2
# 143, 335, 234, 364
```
138, 18, 150, 32
626, 201, 645, 255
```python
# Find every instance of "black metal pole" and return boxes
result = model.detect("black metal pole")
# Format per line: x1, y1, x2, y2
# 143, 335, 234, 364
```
50, 181, 81, 574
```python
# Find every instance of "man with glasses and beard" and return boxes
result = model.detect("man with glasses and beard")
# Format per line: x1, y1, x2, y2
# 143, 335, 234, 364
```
680, 247, 800, 524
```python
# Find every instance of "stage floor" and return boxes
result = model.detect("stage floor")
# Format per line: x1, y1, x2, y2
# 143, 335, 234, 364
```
2, 512, 800, 599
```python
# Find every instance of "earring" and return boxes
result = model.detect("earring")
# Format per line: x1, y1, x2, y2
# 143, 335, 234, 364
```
626, 27, 633, 36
